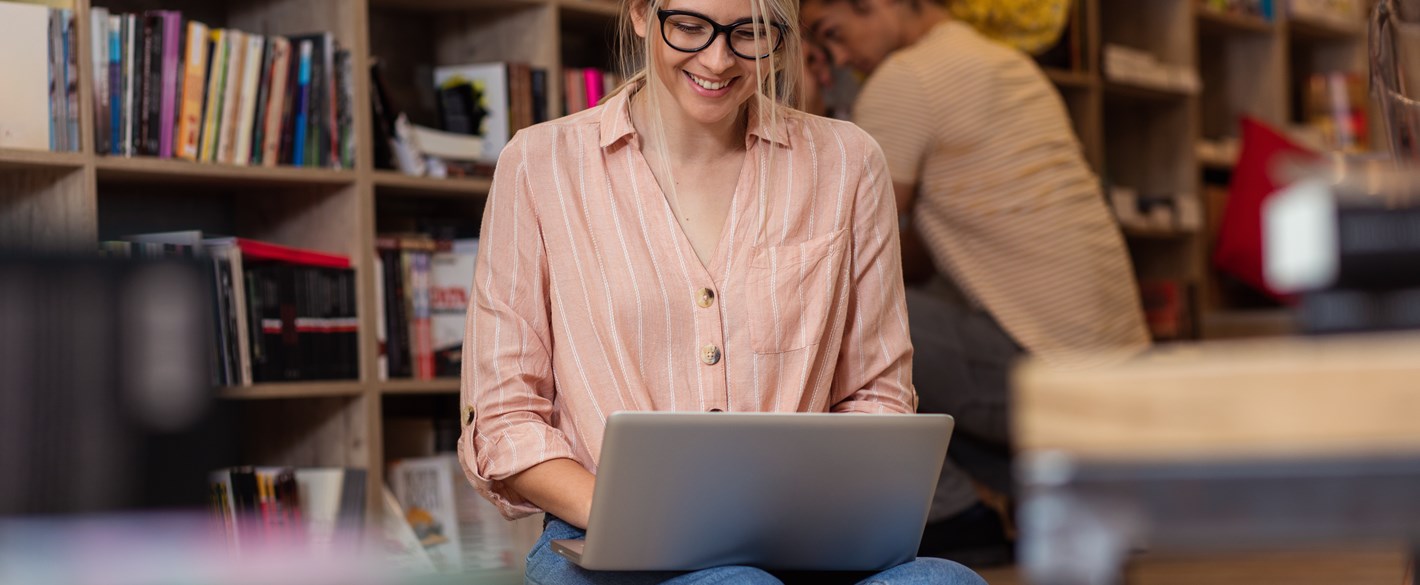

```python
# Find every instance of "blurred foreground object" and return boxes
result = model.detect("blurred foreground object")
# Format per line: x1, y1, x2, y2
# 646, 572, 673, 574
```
0, 255, 226, 515
1014, 332, 1420, 585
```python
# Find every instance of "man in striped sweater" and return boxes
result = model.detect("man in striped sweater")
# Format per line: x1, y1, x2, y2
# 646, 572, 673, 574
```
802, 0, 1151, 563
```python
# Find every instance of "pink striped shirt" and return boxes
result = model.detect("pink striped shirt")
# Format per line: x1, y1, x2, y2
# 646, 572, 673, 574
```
459, 89, 915, 519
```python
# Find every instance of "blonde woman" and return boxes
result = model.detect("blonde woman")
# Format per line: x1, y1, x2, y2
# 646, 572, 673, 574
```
460, 0, 987, 582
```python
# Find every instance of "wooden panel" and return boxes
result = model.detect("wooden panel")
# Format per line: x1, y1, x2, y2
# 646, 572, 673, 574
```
235, 184, 361, 260
373, 171, 491, 198
381, 379, 459, 395
0, 168, 97, 252
237, 395, 369, 467
436, 4, 557, 68
219, 381, 365, 399
1100, 0, 1195, 66
1015, 333, 1420, 459
1198, 26, 1287, 138
229, 0, 358, 45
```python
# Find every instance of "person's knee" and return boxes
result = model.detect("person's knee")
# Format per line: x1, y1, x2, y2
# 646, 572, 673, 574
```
862, 558, 988, 585
668, 565, 781, 585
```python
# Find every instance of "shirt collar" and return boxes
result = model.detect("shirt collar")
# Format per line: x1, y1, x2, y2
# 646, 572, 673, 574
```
598, 87, 793, 149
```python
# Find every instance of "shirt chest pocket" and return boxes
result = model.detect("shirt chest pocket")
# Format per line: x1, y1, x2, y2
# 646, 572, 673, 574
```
746, 229, 850, 354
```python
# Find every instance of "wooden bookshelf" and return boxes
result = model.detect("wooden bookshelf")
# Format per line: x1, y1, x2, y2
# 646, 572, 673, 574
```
0, 148, 87, 169
1044, 67, 1098, 91
95, 156, 357, 186
373, 170, 492, 198
381, 378, 461, 395
219, 381, 368, 400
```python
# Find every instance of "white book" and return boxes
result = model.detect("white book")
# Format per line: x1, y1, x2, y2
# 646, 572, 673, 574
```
123, 13, 137, 156
429, 239, 478, 377
432, 63, 509, 163
389, 454, 514, 574
217, 30, 247, 165
0, 2, 52, 150
233, 33, 263, 166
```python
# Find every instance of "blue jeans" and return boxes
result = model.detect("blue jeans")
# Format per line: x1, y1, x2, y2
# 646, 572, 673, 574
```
526, 516, 988, 585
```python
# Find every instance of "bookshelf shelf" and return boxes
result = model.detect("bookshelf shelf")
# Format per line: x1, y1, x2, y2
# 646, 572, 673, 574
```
373, 171, 493, 198
381, 379, 461, 395
1044, 67, 1098, 91
1287, 15, 1365, 42
1195, 8, 1275, 35
557, 0, 620, 19
1104, 81, 1195, 103
95, 156, 356, 187
1123, 226, 1196, 240
218, 381, 367, 400
0, 148, 87, 170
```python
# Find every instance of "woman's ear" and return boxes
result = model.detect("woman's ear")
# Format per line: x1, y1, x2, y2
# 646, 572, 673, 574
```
630, 1, 651, 38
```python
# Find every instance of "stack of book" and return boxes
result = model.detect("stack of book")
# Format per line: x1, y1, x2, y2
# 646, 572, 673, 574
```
89, 7, 354, 168
0, 2, 79, 152
376, 235, 478, 381
100, 231, 360, 386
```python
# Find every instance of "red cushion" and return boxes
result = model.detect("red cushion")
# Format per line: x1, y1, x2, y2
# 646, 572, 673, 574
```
1213, 117, 1319, 301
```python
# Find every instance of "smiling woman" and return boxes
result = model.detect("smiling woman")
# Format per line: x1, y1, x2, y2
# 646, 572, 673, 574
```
456, 0, 988, 584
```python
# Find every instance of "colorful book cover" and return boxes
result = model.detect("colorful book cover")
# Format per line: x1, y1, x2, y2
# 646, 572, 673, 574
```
153, 11, 181, 157
108, 15, 122, 154
292, 40, 312, 167
176, 20, 209, 160
429, 239, 478, 378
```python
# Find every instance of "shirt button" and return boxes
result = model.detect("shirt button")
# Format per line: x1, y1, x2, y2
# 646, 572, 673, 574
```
709, 408, 724, 412
695, 288, 716, 308
700, 344, 721, 366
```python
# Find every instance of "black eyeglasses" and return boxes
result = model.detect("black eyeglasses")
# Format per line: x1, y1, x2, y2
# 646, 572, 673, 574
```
657, 9, 787, 60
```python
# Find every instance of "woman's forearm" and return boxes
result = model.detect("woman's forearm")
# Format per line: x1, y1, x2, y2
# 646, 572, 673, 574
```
503, 458, 597, 529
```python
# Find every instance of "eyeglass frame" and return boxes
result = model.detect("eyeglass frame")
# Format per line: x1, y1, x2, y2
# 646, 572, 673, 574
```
655, 9, 788, 60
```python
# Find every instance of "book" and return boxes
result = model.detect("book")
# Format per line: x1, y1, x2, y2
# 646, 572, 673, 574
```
122, 14, 138, 156
258, 37, 291, 167
156, 11, 182, 158
247, 37, 276, 165
109, 15, 122, 154
91, 7, 111, 155
0, 2, 51, 150
335, 49, 355, 169
429, 239, 478, 378
291, 39, 312, 167
217, 30, 248, 164
62, 9, 78, 152
233, 32, 265, 166
136, 13, 161, 156
198, 29, 228, 162
388, 455, 515, 573
175, 20, 209, 160
583, 66, 605, 108
434, 63, 509, 163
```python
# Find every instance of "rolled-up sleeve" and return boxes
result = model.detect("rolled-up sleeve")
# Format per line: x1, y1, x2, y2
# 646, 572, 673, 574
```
458, 134, 577, 519
831, 138, 917, 415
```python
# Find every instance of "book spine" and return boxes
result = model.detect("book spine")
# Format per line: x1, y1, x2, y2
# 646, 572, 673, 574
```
292, 40, 311, 167
248, 37, 275, 165
410, 250, 433, 380
199, 30, 227, 162
91, 7, 110, 155
176, 21, 208, 160
64, 10, 78, 152
217, 30, 246, 165
233, 33, 264, 166
109, 16, 122, 155
324, 37, 337, 169
260, 38, 290, 167
123, 14, 137, 156
335, 49, 354, 169
158, 12, 182, 158
378, 244, 410, 378
583, 67, 603, 109
530, 68, 547, 124
137, 14, 159, 156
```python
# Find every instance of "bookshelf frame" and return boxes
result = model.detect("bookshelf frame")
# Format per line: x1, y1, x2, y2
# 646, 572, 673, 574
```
1045, 0, 1374, 342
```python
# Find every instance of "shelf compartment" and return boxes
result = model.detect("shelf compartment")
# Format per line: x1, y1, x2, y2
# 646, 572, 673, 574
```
374, 171, 493, 198
1044, 67, 1099, 91
96, 156, 355, 188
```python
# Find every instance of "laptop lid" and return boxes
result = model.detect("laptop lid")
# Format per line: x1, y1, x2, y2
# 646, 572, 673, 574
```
563, 412, 953, 571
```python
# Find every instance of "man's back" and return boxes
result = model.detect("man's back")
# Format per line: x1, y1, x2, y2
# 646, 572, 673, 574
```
854, 21, 1149, 363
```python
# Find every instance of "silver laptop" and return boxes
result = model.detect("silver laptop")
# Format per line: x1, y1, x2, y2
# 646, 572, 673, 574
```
551, 411, 953, 571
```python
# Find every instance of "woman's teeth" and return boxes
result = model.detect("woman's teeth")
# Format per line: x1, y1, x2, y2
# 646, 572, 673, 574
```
689, 73, 731, 90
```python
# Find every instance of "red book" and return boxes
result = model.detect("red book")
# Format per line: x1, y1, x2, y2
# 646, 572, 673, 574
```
229, 237, 350, 268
